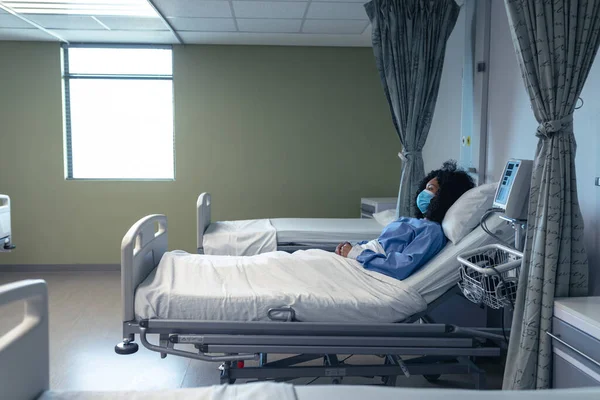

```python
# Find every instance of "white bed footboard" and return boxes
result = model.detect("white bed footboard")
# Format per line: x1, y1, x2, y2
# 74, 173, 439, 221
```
121, 215, 168, 323
196, 193, 211, 252
0, 279, 49, 400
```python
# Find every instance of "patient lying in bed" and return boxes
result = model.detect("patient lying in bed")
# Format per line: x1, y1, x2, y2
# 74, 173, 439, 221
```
335, 160, 474, 281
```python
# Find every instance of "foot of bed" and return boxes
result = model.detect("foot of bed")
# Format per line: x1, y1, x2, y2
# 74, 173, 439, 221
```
115, 339, 139, 355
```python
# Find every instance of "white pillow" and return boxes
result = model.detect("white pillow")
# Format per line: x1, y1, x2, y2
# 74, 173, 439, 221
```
442, 182, 498, 244
373, 209, 397, 226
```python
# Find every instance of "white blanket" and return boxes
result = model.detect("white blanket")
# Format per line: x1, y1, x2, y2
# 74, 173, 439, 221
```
203, 219, 277, 256
40, 382, 297, 400
135, 249, 427, 323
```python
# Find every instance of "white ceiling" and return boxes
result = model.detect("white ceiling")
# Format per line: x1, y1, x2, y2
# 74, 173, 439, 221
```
0, 1, 373, 47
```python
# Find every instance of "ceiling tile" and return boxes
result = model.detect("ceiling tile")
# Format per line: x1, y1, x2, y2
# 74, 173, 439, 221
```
0, 14, 33, 29
233, 2, 307, 19
55, 29, 176, 44
153, 0, 232, 18
168, 17, 235, 31
24, 14, 105, 30
303, 19, 367, 34
0, 28, 57, 41
179, 30, 372, 46
307, 2, 368, 20
237, 18, 301, 33
94, 16, 167, 31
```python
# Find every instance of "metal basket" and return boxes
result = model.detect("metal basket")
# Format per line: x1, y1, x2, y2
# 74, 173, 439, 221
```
457, 244, 523, 310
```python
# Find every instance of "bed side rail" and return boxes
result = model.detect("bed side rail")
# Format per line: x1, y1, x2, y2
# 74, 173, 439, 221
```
196, 192, 211, 252
0, 279, 49, 400
121, 214, 167, 323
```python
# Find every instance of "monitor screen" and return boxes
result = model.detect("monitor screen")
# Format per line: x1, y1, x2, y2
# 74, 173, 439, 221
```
495, 161, 520, 206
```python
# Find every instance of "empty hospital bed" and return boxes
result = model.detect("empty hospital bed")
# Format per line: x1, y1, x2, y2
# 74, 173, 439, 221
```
3, 282, 600, 400
117, 186, 516, 387
197, 192, 387, 255
0, 194, 14, 251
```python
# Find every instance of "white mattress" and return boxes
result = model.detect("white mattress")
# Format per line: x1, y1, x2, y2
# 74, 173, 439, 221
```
271, 218, 384, 245
136, 216, 512, 323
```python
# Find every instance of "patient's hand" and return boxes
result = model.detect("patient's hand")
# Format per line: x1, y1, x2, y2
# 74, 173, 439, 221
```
335, 242, 352, 257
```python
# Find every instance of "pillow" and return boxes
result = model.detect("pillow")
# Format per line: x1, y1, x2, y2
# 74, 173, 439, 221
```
442, 182, 498, 244
373, 209, 397, 226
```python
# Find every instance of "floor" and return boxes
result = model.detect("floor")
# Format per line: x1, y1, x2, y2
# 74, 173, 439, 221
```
0, 271, 504, 391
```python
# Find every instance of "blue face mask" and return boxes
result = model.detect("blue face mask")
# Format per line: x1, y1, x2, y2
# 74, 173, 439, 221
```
416, 189, 435, 214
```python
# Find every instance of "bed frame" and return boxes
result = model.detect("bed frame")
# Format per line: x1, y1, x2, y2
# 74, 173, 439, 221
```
196, 193, 346, 254
0, 194, 15, 251
119, 214, 506, 388
0, 279, 49, 400
4, 280, 600, 399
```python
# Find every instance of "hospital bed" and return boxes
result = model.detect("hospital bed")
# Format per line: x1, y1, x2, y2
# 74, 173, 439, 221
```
0, 194, 14, 251
197, 192, 386, 255
116, 208, 516, 388
3, 281, 599, 400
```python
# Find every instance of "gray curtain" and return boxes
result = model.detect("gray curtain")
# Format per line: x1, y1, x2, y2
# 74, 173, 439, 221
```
365, 0, 460, 217
502, 0, 600, 390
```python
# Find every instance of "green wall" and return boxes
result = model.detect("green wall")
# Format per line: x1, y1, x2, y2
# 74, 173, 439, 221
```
0, 42, 399, 265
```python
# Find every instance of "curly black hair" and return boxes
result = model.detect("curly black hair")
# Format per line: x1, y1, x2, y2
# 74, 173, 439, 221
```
414, 160, 475, 223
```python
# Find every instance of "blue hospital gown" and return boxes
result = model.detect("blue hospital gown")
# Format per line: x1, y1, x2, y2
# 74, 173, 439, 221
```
349, 217, 446, 281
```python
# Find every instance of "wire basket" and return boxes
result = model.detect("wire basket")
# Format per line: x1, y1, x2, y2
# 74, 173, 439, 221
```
457, 244, 523, 310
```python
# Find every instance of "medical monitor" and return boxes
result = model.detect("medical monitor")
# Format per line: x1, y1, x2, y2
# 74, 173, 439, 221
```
493, 159, 533, 220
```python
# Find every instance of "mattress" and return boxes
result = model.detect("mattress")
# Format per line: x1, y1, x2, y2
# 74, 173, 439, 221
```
135, 216, 513, 323
271, 218, 384, 245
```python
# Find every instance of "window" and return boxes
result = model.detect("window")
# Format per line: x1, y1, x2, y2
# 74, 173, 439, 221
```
62, 46, 174, 180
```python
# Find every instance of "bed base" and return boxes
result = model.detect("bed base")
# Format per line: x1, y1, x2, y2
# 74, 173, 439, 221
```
119, 215, 504, 388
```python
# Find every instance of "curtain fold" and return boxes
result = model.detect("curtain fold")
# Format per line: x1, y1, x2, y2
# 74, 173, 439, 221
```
365, 0, 460, 217
502, 0, 600, 390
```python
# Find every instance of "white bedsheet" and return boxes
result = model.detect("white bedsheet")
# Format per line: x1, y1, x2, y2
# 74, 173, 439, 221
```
203, 219, 277, 256
405, 215, 512, 303
135, 249, 426, 323
271, 218, 384, 245
39, 385, 600, 400
40, 382, 296, 400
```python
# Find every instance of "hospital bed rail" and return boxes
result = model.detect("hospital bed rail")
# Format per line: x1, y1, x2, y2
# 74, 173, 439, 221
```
118, 214, 505, 388
0, 279, 49, 400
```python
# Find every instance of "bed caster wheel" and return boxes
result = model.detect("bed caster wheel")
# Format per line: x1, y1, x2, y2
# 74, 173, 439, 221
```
424, 374, 441, 383
115, 341, 139, 355
331, 378, 342, 385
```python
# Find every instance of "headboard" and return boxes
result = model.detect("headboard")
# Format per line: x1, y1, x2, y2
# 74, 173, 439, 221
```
196, 192, 211, 252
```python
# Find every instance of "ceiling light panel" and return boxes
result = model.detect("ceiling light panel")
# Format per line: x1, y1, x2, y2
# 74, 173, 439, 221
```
152, 0, 232, 18
307, 2, 368, 20
233, 2, 307, 19
1, 0, 159, 17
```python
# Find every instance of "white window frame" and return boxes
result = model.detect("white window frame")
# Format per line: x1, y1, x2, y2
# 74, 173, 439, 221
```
62, 44, 175, 181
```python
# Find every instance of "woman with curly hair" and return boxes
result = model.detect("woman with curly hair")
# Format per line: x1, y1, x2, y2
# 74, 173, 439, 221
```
335, 160, 474, 280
